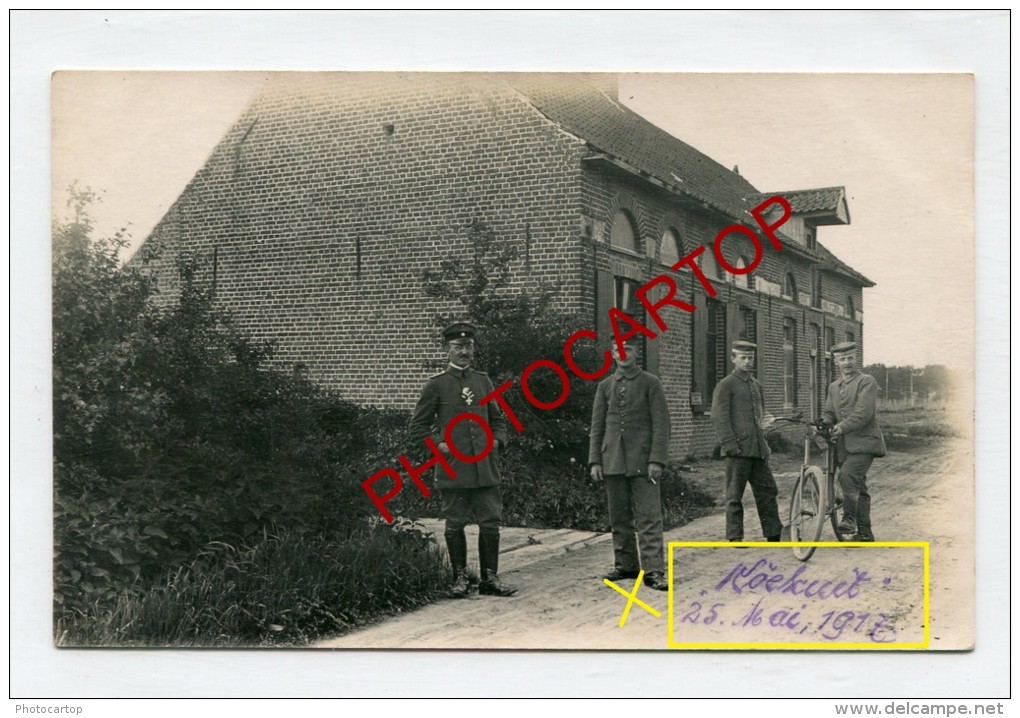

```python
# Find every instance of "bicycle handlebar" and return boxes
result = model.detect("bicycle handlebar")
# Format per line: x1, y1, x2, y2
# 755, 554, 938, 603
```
767, 415, 834, 439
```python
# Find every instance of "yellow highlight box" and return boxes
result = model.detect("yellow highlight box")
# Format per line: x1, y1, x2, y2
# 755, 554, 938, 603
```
667, 541, 929, 650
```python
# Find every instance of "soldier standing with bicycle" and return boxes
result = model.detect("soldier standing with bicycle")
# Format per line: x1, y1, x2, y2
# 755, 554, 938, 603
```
821, 341, 887, 542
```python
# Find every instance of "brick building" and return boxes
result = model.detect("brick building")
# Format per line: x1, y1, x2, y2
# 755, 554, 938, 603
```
137, 73, 873, 459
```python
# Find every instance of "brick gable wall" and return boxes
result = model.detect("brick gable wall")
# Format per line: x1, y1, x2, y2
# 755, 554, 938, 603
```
140, 74, 591, 408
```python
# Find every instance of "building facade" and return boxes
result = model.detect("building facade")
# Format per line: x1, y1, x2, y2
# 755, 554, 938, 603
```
137, 73, 873, 459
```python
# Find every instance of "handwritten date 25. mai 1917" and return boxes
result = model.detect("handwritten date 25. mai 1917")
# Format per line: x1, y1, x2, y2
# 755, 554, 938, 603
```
679, 598, 897, 642
677, 557, 902, 643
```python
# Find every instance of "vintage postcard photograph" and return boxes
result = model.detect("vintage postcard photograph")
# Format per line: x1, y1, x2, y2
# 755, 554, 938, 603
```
50, 71, 974, 652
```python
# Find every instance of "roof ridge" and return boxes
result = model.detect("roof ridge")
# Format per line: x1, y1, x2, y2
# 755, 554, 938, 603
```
761, 185, 846, 194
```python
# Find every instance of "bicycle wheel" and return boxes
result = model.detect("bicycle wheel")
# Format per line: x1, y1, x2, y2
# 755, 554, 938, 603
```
789, 467, 826, 561
829, 470, 849, 542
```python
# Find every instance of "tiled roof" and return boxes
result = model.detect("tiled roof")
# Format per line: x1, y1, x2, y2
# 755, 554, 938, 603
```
765, 187, 846, 214
511, 77, 870, 286
511, 76, 761, 222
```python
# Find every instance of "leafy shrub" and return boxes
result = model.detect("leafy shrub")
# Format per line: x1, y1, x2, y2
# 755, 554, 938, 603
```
764, 428, 795, 455
498, 452, 715, 532
52, 193, 442, 629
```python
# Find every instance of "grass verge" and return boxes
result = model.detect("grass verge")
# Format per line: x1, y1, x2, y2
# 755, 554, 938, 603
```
55, 520, 449, 647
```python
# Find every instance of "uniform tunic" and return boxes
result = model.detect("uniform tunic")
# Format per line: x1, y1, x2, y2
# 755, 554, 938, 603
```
588, 364, 670, 573
822, 370, 887, 534
711, 370, 782, 541
587, 365, 670, 475
408, 365, 508, 491
822, 371, 887, 458
711, 371, 770, 459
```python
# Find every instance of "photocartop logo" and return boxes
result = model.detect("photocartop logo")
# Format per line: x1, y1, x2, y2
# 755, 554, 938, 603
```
363, 196, 794, 522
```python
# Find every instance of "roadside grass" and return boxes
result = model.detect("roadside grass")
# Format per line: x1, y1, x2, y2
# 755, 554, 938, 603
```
55, 521, 449, 647
879, 406, 961, 451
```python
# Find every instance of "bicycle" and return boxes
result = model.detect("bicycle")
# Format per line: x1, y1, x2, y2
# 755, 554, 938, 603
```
771, 416, 849, 561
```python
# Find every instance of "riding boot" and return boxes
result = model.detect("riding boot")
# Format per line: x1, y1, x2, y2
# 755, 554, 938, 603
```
478, 530, 517, 597
445, 529, 470, 598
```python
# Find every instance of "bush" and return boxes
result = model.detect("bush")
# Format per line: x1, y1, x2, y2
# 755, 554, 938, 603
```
764, 428, 795, 455
52, 191, 446, 636
498, 451, 715, 532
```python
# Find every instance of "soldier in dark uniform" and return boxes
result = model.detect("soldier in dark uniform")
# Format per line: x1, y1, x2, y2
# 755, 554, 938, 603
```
821, 341, 887, 542
711, 340, 783, 543
408, 322, 516, 598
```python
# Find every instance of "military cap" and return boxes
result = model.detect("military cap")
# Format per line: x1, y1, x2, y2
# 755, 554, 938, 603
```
731, 340, 758, 353
831, 341, 857, 355
442, 321, 477, 342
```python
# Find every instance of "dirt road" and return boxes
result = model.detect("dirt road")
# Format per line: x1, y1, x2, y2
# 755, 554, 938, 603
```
316, 438, 972, 650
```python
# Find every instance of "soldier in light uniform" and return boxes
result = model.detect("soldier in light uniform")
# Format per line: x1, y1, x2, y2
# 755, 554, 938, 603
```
821, 341, 887, 542
408, 322, 516, 598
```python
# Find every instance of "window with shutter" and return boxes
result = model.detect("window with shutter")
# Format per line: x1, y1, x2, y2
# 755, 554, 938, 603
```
784, 317, 798, 408
739, 305, 756, 342
610, 275, 646, 369
810, 323, 822, 418
596, 269, 614, 350
824, 326, 835, 386
691, 292, 708, 411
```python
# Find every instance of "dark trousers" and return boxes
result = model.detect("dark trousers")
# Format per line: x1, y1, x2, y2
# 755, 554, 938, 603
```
724, 456, 783, 541
837, 453, 874, 532
605, 474, 665, 573
442, 487, 503, 574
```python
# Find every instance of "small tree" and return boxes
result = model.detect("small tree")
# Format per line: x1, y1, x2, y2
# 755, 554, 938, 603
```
421, 220, 599, 460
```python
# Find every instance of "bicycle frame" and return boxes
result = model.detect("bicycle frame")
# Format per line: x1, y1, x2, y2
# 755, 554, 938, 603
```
778, 417, 846, 561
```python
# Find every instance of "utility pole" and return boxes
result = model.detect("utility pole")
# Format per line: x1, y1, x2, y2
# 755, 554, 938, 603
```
912, 368, 925, 406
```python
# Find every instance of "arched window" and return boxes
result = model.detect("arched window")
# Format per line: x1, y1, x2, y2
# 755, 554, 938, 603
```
701, 248, 721, 280
783, 272, 798, 302
728, 256, 751, 288
609, 210, 638, 253
660, 229, 681, 267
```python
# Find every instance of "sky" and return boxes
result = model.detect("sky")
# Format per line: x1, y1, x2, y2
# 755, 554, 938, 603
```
51, 71, 973, 371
